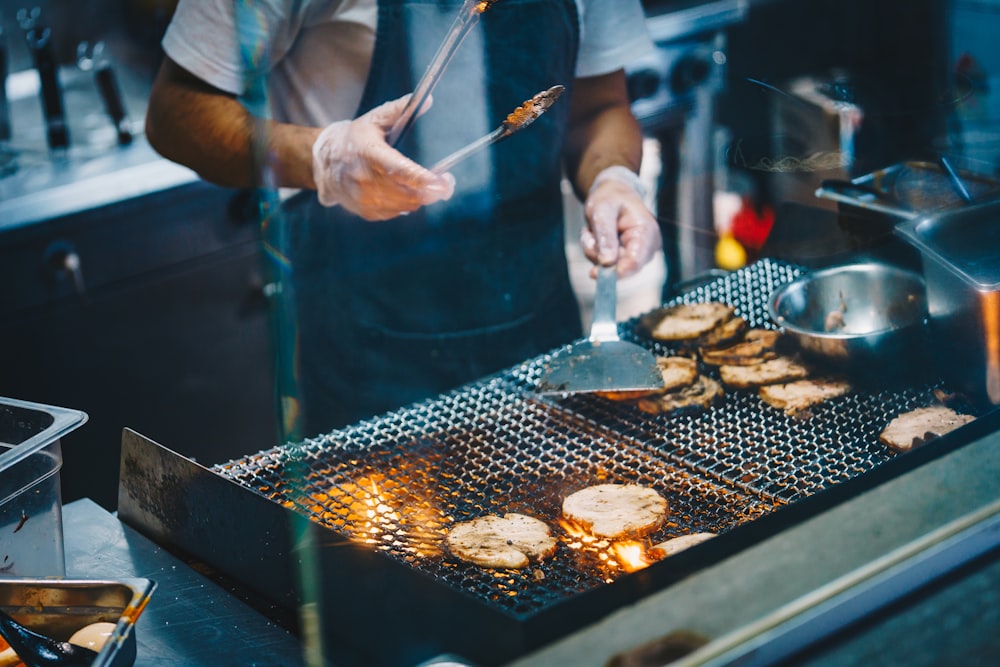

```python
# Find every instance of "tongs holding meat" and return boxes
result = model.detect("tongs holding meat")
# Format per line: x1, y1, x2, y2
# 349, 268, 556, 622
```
431, 84, 565, 174
386, 0, 501, 147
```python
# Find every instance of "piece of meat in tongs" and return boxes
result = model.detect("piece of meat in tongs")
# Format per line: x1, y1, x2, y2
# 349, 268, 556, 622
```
431, 84, 565, 174
386, 0, 501, 147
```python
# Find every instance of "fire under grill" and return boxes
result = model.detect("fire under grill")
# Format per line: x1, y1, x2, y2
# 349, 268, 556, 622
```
216, 382, 781, 616
120, 258, 977, 667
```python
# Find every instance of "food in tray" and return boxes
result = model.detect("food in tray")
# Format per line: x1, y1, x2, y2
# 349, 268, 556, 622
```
643, 302, 736, 342
68, 622, 116, 652
648, 532, 717, 559
635, 375, 724, 415
598, 356, 699, 401
700, 328, 782, 366
562, 484, 667, 539
445, 513, 557, 569
879, 405, 976, 453
718, 355, 811, 389
0, 619, 114, 667
759, 378, 853, 417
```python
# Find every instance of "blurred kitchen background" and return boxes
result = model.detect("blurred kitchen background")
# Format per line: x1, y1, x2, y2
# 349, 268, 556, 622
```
2, 0, 999, 510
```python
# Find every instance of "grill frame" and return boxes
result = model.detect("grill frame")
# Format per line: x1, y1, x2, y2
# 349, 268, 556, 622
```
118, 259, 981, 667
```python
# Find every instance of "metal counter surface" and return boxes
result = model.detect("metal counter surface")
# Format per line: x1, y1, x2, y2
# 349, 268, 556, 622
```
63, 498, 305, 667
0, 137, 198, 233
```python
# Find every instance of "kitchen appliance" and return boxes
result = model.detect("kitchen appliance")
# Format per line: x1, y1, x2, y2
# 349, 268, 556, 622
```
628, 0, 747, 292
117, 258, 982, 667
896, 199, 1000, 409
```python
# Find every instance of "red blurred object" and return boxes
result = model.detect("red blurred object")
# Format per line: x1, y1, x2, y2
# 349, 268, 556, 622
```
730, 197, 775, 250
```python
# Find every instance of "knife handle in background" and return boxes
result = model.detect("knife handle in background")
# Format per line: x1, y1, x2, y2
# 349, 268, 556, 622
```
25, 23, 70, 151
94, 63, 132, 145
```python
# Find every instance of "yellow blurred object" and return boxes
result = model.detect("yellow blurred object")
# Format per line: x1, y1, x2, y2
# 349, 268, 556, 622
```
715, 234, 747, 271
0, 644, 26, 667
68, 622, 116, 652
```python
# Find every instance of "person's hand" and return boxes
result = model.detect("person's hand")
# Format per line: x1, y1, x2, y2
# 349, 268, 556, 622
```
581, 166, 661, 278
311, 94, 455, 220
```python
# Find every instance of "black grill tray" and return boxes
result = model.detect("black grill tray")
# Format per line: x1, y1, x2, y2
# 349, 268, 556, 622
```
119, 259, 975, 667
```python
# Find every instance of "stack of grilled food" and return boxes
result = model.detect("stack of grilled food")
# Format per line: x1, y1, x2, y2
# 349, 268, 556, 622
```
591, 301, 977, 452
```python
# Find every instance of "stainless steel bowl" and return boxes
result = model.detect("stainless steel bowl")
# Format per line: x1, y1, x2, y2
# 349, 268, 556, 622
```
768, 262, 928, 369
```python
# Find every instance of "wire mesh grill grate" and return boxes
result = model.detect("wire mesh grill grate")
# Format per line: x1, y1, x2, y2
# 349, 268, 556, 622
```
215, 259, 966, 617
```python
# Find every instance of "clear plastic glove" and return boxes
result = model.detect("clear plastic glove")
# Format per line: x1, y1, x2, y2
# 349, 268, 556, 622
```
581, 165, 661, 278
311, 94, 455, 220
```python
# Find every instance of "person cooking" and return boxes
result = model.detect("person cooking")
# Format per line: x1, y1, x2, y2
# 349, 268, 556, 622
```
145, 0, 662, 437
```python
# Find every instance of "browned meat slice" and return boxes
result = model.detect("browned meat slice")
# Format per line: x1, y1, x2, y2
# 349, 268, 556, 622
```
701, 328, 782, 366
446, 513, 558, 569
879, 406, 976, 453
718, 356, 811, 389
687, 316, 749, 350
562, 484, 667, 539
598, 356, 699, 401
647, 302, 736, 342
648, 532, 717, 559
636, 375, 724, 414
759, 378, 852, 416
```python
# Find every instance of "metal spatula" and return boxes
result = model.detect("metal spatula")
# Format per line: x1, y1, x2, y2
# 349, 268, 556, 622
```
537, 264, 664, 395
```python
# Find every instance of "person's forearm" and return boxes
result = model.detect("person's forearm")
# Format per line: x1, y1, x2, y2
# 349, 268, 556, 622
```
145, 58, 319, 190
563, 70, 643, 199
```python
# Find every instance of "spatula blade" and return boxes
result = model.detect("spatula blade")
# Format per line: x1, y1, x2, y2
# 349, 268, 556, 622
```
536, 340, 664, 396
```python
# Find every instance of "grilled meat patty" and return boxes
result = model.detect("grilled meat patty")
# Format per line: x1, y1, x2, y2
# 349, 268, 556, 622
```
647, 302, 736, 342
636, 374, 724, 414
759, 378, 852, 417
446, 513, 558, 569
879, 405, 975, 452
718, 356, 811, 389
701, 329, 782, 366
562, 483, 667, 539
598, 356, 699, 401
649, 532, 717, 559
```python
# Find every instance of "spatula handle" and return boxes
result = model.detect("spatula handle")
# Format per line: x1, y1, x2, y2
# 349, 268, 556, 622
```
589, 265, 620, 343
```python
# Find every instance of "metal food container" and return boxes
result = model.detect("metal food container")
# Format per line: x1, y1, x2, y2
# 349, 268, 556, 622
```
1, 397, 87, 577
768, 262, 928, 372
0, 577, 156, 667
896, 200, 1000, 407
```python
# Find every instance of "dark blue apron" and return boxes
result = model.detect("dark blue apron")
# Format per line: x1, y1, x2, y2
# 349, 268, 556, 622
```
281, 0, 582, 435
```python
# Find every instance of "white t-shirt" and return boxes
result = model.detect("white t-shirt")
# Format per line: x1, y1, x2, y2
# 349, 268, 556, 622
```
162, 0, 655, 127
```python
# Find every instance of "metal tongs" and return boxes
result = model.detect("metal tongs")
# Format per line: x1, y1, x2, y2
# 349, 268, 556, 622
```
386, 0, 501, 147
431, 84, 565, 174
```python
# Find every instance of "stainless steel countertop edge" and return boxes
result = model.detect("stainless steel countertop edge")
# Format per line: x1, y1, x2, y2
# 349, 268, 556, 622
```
0, 141, 200, 233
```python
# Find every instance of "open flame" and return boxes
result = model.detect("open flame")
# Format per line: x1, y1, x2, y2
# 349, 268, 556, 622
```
611, 541, 652, 572
558, 518, 654, 576
304, 472, 446, 558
